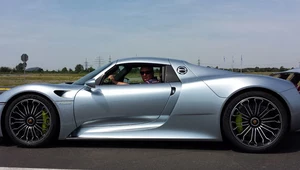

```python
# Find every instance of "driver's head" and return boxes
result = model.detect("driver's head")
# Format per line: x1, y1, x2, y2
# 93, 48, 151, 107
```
140, 66, 154, 82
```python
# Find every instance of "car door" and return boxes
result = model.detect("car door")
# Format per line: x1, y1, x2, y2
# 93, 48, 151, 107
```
73, 83, 172, 126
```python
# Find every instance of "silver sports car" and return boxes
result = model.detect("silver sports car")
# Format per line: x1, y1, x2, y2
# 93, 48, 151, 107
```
1, 57, 300, 153
270, 68, 300, 92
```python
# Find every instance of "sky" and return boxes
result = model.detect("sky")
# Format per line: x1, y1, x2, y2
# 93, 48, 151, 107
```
1, 0, 300, 70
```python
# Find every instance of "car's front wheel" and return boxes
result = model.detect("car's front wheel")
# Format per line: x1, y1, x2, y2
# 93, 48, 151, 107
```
222, 91, 288, 153
4, 94, 58, 147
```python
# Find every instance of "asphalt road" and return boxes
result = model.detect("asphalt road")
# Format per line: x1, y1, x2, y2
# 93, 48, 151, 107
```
1, 132, 300, 170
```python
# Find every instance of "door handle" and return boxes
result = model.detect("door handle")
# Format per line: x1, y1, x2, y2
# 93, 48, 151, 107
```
170, 87, 176, 95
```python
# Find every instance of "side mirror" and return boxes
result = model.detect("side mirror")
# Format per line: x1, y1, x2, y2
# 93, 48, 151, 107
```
85, 79, 96, 88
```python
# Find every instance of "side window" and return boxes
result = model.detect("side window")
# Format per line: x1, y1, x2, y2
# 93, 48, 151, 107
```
102, 65, 127, 85
101, 63, 179, 85
164, 65, 180, 82
153, 67, 162, 82
126, 66, 162, 84
290, 73, 300, 87
279, 73, 290, 79
271, 73, 290, 80
101, 64, 167, 85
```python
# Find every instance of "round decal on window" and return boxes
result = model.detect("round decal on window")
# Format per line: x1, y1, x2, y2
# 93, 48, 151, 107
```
177, 66, 188, 75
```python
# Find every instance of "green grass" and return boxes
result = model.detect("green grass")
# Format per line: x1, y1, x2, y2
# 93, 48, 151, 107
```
0, 73, 83, 87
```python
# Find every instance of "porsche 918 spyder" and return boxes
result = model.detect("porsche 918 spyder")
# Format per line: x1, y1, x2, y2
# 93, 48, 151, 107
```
270, 68, 300, 92
1, 57, 300, 153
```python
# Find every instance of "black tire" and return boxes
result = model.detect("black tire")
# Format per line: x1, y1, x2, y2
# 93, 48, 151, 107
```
222, 91, 288, 153
4, 94, 58, 147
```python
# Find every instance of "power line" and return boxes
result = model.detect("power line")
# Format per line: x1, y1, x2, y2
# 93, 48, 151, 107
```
95, 56, 104, 68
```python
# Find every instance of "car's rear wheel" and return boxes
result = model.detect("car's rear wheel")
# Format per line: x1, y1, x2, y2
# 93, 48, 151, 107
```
4, 94, 58, 147
222, 91, 288, 153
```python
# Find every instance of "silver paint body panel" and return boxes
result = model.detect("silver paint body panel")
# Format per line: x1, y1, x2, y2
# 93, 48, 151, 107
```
1, 57, 300, 141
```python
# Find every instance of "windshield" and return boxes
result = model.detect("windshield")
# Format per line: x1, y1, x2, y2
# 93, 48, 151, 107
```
73, 62, 112, 85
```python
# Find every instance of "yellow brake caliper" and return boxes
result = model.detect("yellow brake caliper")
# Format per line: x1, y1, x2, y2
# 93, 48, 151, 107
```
42, 110, 49, 134
236, 113, 243, 133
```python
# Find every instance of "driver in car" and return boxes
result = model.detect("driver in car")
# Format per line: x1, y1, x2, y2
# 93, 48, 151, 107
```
108, 66, 159, 85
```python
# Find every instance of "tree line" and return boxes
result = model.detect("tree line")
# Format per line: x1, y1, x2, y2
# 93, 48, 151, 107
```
0, 63, 95, 73
0, 63, 293, 74
216, 66, 292, 72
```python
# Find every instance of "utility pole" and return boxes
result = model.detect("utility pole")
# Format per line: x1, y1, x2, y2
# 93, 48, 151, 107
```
95, 56, 104, 68
223, 56, 225, 70
231, 56, 234, 72
198, 58, 200, 66
109, 55, 112, 63
240, 55, 243, 73
84, 58, 88, 70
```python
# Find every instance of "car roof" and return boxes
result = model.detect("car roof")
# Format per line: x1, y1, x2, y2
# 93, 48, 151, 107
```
271, 68, 300, 75
116, 56, 184, 65
284, 68, 300, 73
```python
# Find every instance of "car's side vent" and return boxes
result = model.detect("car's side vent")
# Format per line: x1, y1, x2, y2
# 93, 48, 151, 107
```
54, 90, 67, 97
